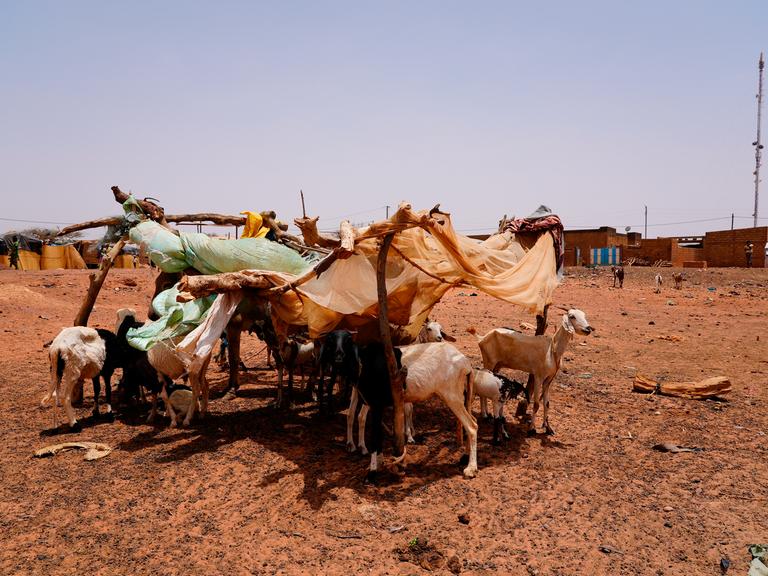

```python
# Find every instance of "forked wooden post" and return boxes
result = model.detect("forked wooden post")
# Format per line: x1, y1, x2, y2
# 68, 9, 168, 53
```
71, 237, 126, 403
376, 233, 406, 460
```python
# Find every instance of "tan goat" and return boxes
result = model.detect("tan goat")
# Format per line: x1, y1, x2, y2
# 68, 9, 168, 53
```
473, 309, 593, 435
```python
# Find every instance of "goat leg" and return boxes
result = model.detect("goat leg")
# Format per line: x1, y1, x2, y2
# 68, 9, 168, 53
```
91, 376, 101, 419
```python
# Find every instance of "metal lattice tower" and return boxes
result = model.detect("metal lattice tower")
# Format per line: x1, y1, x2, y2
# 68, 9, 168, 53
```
753, 52, 764, 228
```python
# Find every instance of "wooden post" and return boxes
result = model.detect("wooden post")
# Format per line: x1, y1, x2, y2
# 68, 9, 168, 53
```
518, 304, 550, 418
71, 238, 126, 403
376, 233, 406, 460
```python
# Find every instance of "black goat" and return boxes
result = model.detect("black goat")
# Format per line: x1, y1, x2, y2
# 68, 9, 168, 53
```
316, 330, 359, 413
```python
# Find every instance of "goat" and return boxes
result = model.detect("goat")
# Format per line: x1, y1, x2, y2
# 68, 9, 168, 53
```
472, 369, 527, 444
41, 310, 143, 431
473, 308, 593, 436
357, 342, 478, 480
417, 319, 456, 343
347, 318, 450, 452
611, 266, 624, 288
672, 272, 684, 289
278, 337, 319, 407
654, 273, 663, 293
317, 330, 358, 414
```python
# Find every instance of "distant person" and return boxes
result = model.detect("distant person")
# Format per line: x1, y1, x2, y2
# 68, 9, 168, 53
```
745, 241, 754, 268
9, 235, 20, 270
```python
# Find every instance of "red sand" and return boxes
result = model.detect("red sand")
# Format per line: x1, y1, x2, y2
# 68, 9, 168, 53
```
0, 266, 766, 575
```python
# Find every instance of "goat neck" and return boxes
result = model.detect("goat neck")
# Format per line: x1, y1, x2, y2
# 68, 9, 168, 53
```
548, 318, 574, 368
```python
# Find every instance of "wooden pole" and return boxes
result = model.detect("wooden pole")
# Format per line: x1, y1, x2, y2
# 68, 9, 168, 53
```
71, 237, 126, 403
376, 233, 406, 461
300, 189, 307, 218
73, 238, 127, 327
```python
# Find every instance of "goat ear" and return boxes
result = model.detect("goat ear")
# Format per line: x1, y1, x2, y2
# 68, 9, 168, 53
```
440, 330, 456, 342
562, 314, 575, 334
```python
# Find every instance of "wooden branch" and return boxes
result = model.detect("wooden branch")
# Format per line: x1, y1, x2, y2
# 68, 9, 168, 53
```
293, 216, 341, 249
269, 249, 341, 296
377, 233, 406, 461
74, 238, 126, 327
177, 271, 273, 299
112, 186, 167, 225
71, 237, 126, 404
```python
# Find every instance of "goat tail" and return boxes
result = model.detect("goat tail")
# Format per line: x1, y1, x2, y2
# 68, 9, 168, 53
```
42, 348, 62, 408
392, 445, 407, 467
465, 326, 482, 341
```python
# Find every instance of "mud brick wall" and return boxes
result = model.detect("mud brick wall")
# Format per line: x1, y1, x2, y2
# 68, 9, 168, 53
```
704, 227, 768, 268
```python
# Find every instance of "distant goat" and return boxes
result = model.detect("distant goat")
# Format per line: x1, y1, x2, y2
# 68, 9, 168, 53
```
654, 273, 663, 293
611, 266, 624, 288
672, 272, 685, 289
473, 309, 593, 435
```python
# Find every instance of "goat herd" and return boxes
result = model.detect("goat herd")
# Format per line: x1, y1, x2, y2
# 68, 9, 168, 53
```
42, 302, 592, 479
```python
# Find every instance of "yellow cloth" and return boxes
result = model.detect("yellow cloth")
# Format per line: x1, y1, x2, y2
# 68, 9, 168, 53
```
240, 211, 270, 239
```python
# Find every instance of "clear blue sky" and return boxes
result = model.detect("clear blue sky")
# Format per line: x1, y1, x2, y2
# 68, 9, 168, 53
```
1, 1, 765, 238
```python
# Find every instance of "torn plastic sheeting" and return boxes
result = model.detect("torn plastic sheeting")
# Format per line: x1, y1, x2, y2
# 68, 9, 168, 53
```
129, 220, 312, 275
127, 285, 216, 351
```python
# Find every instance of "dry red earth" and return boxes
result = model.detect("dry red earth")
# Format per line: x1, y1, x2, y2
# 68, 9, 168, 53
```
0, 265, 766, 575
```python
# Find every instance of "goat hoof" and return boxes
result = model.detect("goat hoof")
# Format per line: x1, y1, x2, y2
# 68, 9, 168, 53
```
70, 421, 82, 433
462, 466, 478, 478
458, 454, 469, 467
360, 447, 369, 456
169, 420, 178, 428
103, 411, 115, 423
346, 442, 356, 453
492, 438, 501, 446
526, 428, 537, 437
406, 436, 416, 445
182, 418, 191, 427
364, 471, 379, 484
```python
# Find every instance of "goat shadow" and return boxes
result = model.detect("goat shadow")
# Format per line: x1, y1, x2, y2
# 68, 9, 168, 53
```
111, 368, 550, 509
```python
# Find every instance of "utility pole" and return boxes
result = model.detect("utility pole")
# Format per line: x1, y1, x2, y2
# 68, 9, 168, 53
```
644, 205, 648, 239
386, 205, 390, 219
754, 52, 764, 228
731, 213, 735, 230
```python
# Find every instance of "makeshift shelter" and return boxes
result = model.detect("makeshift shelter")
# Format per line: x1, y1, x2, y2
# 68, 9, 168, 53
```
130, 203, 561, 342
40, 244, 87, 270
0, 234, 43, 270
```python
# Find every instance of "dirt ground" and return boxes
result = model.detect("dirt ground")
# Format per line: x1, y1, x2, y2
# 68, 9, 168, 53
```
0, 265, 766, 575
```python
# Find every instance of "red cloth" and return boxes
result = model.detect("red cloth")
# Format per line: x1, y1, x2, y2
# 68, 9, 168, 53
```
503, 214, 564, 274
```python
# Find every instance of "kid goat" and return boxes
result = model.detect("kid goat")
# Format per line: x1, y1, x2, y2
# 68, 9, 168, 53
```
473, 308, 593, 436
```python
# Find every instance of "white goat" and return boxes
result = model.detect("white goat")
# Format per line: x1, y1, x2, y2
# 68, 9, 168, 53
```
654, 273, 663, 293
417, 319, 455, 343
358, 342, 478, 479
474, 309, 593, 435
42, 327, 107, 431
278, 338, 319, 405
347, 319, 450, 453
472, 368, 527, 443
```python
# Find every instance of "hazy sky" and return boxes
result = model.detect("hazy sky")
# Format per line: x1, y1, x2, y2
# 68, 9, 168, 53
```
1, 1, 765, 238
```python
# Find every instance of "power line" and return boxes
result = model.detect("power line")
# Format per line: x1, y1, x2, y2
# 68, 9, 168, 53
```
0, 216, 77, 226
